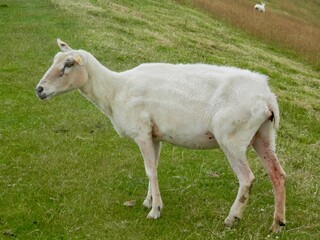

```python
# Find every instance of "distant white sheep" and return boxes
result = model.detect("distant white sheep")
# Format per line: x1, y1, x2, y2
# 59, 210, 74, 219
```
36, 39, 286, 233
254, 2, 266, 13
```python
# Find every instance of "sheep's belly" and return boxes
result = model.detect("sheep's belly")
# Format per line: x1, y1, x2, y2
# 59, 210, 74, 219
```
152, 126, 219, 150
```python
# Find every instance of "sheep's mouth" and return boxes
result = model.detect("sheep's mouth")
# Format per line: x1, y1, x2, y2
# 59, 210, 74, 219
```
37, 91, 55, 100
35, 85, 56, 100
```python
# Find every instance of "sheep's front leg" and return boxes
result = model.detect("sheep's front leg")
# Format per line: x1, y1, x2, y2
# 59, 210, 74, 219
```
143, 181, 152, 209
143, 140, 162, 209
136, 136, 163, 219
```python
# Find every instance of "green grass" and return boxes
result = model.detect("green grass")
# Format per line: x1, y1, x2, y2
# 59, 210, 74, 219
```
0, 0, 319, 239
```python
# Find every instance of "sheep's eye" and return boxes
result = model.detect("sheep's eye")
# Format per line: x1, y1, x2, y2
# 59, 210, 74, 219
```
64, 59, 74, 68
60, 59, 74, 76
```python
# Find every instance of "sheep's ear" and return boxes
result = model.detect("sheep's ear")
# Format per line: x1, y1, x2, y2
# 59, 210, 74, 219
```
57, 38, 73, 52
72, 55, 84, 66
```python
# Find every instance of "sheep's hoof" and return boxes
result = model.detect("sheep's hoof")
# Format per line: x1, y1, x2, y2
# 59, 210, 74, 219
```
224, 216, 240, 228
147, 208, 161, 219
270, 220, 285, 233
143, 198, 152, 209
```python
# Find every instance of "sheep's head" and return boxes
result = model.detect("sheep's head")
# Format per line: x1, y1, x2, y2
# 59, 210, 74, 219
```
36, 39, 88, 100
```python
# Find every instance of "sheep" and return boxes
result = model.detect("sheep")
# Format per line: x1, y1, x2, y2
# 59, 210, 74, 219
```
36, 39, 286, 233
254, 2, 266, 13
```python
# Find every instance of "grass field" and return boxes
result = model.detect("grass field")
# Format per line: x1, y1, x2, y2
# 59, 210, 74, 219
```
0, 0, 319, 239
178, 0, 320, 69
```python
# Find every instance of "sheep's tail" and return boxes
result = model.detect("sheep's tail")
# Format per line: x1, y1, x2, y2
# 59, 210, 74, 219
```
252, 93, 280, 152
268, 93, 280, 130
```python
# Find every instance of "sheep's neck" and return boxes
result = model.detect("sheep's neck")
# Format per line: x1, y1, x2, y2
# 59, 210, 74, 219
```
79, 53, 119, 117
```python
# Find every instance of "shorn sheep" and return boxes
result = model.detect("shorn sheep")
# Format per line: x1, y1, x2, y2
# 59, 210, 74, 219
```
36, 39, 286, 233
254, 2, 266, 13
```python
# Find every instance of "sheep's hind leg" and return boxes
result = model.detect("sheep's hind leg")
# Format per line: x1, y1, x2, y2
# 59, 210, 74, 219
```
223, 148, 255, 228
252, 133, 286, 233
215, 133, 255, 228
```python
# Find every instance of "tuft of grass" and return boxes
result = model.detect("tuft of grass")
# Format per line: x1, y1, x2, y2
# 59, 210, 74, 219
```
0, 0, 319, 239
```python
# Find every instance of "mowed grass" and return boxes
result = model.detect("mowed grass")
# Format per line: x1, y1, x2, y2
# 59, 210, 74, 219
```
178, 0, 320, 69
0, 0, 319, 239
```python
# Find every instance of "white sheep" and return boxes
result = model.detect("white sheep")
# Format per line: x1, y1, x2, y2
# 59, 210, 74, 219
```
36, 39, 286, 233
254, 2, 266, 13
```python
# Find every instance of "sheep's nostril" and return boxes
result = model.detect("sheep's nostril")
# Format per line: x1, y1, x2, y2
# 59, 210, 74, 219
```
37, 86, 44, 93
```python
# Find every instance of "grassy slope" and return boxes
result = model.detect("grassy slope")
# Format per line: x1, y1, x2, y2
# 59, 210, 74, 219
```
0, 0, 319, 239
178, 0, 320, 68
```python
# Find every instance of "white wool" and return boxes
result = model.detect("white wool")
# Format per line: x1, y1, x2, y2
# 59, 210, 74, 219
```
254, 2, 266, 13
